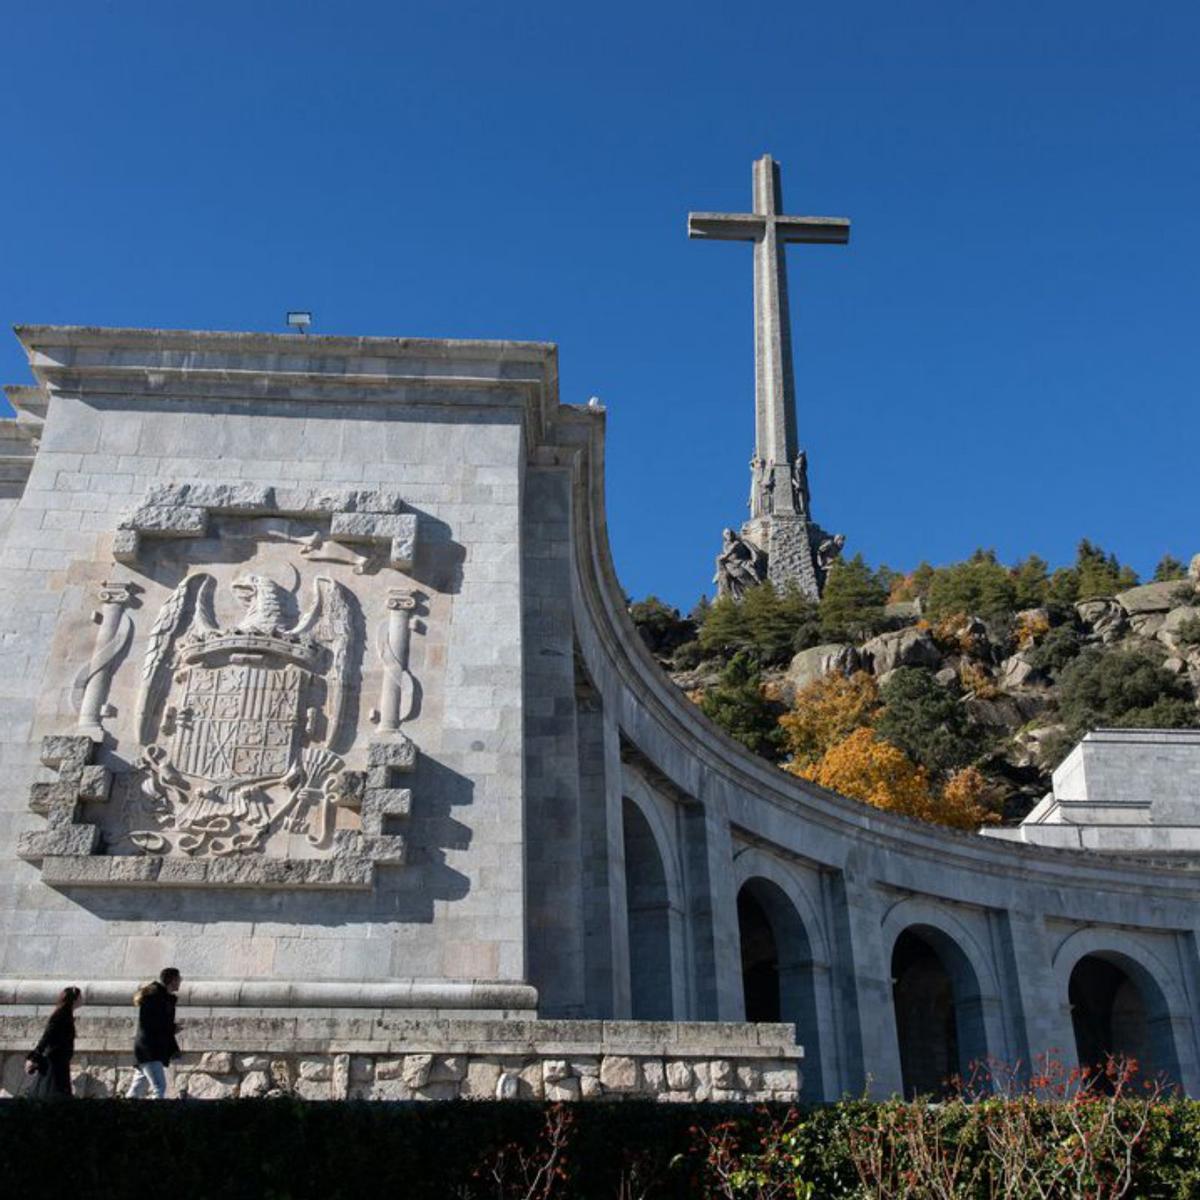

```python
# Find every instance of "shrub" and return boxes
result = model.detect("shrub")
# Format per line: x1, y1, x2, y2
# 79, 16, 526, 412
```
1057, 647, 1197, 737
958, 659, 999, 699
1176, 614, 1200, 648
938, 766, 1001, 829
698, 595, 752, 660
1015, 609, 1050, 650
1026, 624, 1083, 676
874, 667, 983, 776
671, 640, 707, 671
0, 1068, 1193, 1199
741, 582, 821, 666
629, 596, 695, 659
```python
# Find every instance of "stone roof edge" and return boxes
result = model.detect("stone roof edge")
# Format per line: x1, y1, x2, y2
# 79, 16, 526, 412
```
9, 323, 562, 456
563, 414, 1200, 898
13, 324, 556, 362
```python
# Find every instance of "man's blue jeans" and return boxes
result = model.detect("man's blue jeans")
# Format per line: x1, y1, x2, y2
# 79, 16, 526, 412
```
127, 1060, 168, 1099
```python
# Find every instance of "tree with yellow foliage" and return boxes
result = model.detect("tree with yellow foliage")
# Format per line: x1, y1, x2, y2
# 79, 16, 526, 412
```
791, 726, 999, 830
796, 727, 933, 819
938, 766, 1001, 830
779, 671, 879, 771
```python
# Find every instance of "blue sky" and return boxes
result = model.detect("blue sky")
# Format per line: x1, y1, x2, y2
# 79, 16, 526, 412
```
3, 2, 1198, 611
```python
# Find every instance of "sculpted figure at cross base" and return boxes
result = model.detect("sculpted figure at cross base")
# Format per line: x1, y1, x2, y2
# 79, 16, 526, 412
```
714, 528, 767, 600
816, 532, 846, 575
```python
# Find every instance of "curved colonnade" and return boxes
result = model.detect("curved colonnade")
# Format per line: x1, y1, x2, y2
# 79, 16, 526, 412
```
553, 410, 1200, 1098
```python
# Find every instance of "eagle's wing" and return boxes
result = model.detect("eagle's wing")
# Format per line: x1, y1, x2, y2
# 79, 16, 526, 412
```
136, 574, 213, 743
295, 576, 355, 750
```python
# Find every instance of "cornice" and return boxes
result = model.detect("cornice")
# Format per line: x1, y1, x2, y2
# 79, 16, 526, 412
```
12, 324, 561, 457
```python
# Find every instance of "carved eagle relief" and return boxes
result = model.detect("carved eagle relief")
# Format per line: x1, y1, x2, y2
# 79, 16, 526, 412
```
129, 571, 358, 858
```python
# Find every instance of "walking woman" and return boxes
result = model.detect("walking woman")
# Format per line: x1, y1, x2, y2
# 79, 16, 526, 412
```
24, 986, 82, 1099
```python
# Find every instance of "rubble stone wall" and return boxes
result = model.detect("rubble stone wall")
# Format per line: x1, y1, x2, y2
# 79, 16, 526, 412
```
0, 1015, 802, 1104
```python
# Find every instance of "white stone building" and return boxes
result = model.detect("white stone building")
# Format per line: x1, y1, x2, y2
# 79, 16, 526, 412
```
0, 325, 1197, 1102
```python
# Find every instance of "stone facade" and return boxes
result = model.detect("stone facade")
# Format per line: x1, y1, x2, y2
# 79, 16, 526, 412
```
1, 324, 1200, 1105
0, 327, 532, 992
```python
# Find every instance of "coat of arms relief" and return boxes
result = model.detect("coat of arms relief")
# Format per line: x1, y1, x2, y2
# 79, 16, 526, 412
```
19, 482, 423, 889
130, 571, 359, 859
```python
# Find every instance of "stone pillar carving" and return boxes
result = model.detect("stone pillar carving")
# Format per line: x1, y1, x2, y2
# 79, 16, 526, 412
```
75, 581, 134, 737
375, 588, 417, 733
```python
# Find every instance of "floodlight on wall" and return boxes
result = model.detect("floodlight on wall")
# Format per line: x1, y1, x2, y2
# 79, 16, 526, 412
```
286, 311, 312, 334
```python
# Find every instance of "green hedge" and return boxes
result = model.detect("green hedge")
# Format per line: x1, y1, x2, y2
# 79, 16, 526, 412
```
2, 1098, 1200, 1199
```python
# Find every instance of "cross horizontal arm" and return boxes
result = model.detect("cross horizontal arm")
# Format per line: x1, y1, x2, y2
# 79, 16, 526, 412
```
688, 212, 765, 242
774, 215, 850, 244
689, 212, 850, 244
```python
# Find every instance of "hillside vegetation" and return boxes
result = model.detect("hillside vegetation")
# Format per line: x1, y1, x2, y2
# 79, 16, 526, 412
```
630, 543, 1200, 829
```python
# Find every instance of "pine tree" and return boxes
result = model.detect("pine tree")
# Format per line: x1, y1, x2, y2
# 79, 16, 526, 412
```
698, 595, 751, 660
698, 652, 784, 757
1075, 539, 1138, 599
1153, 555, 1187, 582
1012, 554, 1049, 609
924, 549, 1018, 622
819, 554, 887, 641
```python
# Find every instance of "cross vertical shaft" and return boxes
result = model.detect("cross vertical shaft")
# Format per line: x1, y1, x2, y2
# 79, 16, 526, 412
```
689, 154, 849, 518
752, 156, 799, 492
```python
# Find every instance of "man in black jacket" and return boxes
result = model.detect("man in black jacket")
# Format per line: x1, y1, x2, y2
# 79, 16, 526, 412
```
126, 967, 182, 1099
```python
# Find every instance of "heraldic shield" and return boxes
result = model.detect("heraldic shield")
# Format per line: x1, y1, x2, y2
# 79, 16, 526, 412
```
128, 570, 358, 859
171, 659, 304, 788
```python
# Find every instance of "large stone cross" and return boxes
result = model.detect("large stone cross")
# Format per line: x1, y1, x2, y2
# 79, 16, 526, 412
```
688, 155, 849, 518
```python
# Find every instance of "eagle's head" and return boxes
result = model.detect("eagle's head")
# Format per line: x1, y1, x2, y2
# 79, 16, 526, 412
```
230, 574, 265, 607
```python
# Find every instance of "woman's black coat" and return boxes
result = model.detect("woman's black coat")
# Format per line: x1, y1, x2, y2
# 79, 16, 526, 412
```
134, 982, 180, 1066
28, 1006, 75, 1097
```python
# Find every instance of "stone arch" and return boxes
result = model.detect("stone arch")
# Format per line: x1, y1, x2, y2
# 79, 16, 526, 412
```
882, 899, 1004, 1098
1053, 928, 1190, 1090
729, 854, 835, 1099
736, 880, 827, 1101
620, 784, 685, 1020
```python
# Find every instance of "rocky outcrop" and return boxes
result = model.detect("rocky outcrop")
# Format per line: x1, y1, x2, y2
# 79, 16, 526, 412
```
1000, 653, 1038, 689
1116, 581, 1191, 615
785, 643, 860, 696
1159, 607, 1200, 654
1075, 598, 1127, 643
860, 628, 940, 675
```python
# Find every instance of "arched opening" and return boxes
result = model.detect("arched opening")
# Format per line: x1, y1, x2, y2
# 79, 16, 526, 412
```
622, 797, 674, 1019
737, 877, 824, 1100
738, 887, 779, 1021
891, 926, 988, 1099
1069, 953, 1182, 1090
